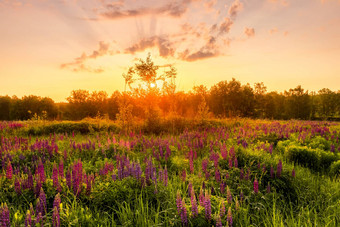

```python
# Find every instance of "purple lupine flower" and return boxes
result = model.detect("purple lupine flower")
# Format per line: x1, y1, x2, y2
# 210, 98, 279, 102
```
215, 169, 221, 182
35, 212, 43, 226
292, 168, 296, 178
227, 186, 232, 204
6, 161, 12, 180
227, 207, 233, 227
254, 179, 259, 194
270, 166, 274, 178
0, 203, 10, 227
14, 178, 21, 195
220, 200, 225, 217
52, 207, 60, 227
181, 199, 188, 226
181, 169, 186, 182
53, 163, 60, 192
66, 170, 72, 190
240, 168, 244, 180
199, 189, 205, 206
220, 182, 226, 194
25, 210, 32, 227
163, 166, 168, 186
216, 215, 222, 227
204, 191, 211, 221
27, 172, 33, 190
191, 193, 198, 218
37, 160, 46, 183
37, 188, 47, 216
189, 158, 194, 173
267, 182, 271, 193
277, 160, 282, 178
188, 182, 193, 197
53, 193, 61, 213
228, 158, 233, 168
58, 160, 64, 179
176, 191, 182, 215
202, 159, 208, 173
234, 157, 238, 168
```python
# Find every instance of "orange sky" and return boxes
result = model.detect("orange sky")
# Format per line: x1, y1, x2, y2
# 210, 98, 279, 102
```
0, 0, 340, 102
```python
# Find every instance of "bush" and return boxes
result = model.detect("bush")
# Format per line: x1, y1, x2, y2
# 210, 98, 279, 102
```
330, 160, 340, 176
286, 145, 339, 174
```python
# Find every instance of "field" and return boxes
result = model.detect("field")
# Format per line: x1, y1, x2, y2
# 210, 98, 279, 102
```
0, 119, 339, 226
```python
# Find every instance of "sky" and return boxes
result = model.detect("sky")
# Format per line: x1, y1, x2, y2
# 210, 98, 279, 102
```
0, 0, 340, 102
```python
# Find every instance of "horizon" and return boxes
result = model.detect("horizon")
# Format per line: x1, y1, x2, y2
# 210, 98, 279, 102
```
1, 0, 340, 102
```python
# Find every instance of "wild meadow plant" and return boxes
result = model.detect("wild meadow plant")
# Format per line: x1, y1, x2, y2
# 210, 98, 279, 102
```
0, 119, 339, 225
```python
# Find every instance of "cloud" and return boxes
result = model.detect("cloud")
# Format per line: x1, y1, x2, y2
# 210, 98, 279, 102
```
180, 36, 219, 61
125, 36, 175, 57
244, 27, 255, 38
228, 0, 243, 19
219, 17, 233, 34
61, 41, 111, 73
99, 0, 201, 19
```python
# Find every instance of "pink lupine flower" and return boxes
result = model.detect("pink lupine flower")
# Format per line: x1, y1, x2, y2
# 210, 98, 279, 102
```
292, 168, 296, 178
204, 191, 211, 220
6, 161, 12, 180
14, 178, 21, 195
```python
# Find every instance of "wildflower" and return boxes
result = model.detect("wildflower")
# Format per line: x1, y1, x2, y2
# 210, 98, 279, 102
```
58, 160, 64, 179
227, 186, 232, 204
181, 199, 188, 226
25, 210, 32, 227
270, 166, 274, 178
53, 163, 60, 192
216, 215, 222, 227
14, 178, 21, 195
52, 207, 60, 227
37, 160, 46, 183
254, 178, 259, 194
227, 207, 233, 227
292, 168, 296, 178
220, 200, 225, 217
176, 191, 182, 215
53, 193, 61, 213
0, 203, 10, 227
199, 189, 205, 206
6, 161, 12, 180
37, 188, 47, 216
191, 190, 198, 218
204, 191, 212, 220
277, 160, 282, 178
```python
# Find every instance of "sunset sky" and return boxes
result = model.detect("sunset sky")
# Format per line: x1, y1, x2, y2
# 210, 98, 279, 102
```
0, 0, 340, 102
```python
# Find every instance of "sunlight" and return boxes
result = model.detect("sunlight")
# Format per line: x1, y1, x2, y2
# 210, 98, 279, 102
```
150, 83, 156, 88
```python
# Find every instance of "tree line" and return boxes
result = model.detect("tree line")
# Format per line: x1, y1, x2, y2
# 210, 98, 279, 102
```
0, 79, 339, 121
0, 55, 339, 121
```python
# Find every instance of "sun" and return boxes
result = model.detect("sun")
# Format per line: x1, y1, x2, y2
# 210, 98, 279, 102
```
150, 83, 156, 88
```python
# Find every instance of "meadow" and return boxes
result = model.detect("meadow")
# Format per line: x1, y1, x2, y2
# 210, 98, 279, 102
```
0, 119, 339, 226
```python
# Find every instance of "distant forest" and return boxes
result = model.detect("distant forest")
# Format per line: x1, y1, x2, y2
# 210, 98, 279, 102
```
0, 78, 339, 121
1, 56, 339, 122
